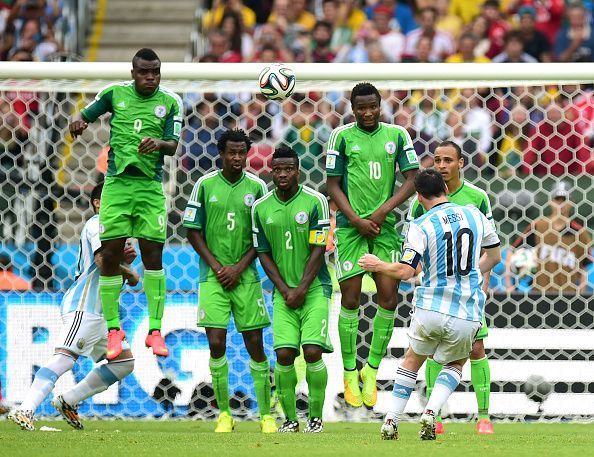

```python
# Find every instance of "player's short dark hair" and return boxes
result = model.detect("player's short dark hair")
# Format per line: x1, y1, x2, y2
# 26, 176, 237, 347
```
90, 181, 104, 209
504, 30, 524, 45
272, 145, 299, 166
217, 128, 252, 153
133, 48, 160, 66
436, 140, 462, 159
350, 82, 381, 106
415, 169, 447, 199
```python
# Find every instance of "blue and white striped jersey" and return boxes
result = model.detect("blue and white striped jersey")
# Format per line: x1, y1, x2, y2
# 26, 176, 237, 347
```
403, 202, 500, 322
61, 215, 103, 315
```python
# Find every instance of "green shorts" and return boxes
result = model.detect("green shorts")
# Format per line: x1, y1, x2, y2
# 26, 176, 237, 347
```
99, 175, 167, 243
272, 287, 333, 353
334, 224, 402, 282
475, 315, 488, 340
197, 280, 270, 332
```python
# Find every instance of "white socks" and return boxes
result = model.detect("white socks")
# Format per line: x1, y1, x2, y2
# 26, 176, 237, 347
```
425, 366, 462, 415
20, 353, 75, 412
385, 365, 418, 422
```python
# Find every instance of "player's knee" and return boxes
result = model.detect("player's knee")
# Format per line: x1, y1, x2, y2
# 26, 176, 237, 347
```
470, 340, 486, 359
302, 345, 322, 364
340, 291, 359, 310
107, 358, 135, 380
377, 293, 397, 311
275, 348, 296, 366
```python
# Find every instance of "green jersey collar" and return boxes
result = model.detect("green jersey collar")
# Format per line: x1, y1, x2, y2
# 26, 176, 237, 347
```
133, 83, 159, 99
274, 185, 302, 205
448, 180, 465, 198
218, 170, 245, 187
354, 122, 382, 136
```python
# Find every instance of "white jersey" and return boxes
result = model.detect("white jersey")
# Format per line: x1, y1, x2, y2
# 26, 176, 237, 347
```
403, 202, 500, 322
61, 215, 103, 315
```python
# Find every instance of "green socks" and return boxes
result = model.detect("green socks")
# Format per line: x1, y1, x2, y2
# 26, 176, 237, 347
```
250, 358, 271, 418
425, 358, 443, 421
368, 307, 396, 369
338, 307, 359, 370
471, 356, 491, 419
274, 363, 298, 422
99, 275, 123, 329
144, 269, 166, 331
306, 359, 328, 419
210, 355, 230, 414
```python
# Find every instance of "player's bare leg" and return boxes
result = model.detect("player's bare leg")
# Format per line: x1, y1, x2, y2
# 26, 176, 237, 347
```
337, 274, 363, 407
275, 348, 299, 432
302, 344, 327, 433
205, 327, 234, 432
471, 339, 493, 434
362, 274, 398, 407
242, 329, 275, 433
99, 238, 127, 360
139, 238, 168, 357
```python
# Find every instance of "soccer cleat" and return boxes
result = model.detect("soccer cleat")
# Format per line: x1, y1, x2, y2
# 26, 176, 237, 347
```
145, 330, 169, 357
52, 395, 83, 430
360, 364, 378, 407
477, 418, 494, 435
419, 410, 437, 440
436, 420, 445, 435
214, 411, 235, 433
277, 419, 299, 433
343, 370, 363, 408
8, 409, 35, 431
106, 329, 126, 360
380, 418, 399, 440
260, 414, 277, 433
0, 402, 9, 415
303, 417, 323, 433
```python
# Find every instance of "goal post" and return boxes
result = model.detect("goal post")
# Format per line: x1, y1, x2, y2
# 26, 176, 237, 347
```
0, 63, 592, 421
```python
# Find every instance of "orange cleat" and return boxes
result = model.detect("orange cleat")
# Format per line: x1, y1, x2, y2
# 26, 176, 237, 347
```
477, 418, 494, 434
106, 329, 125, 360
436, 420, 445, 434
145, 330, 169, 357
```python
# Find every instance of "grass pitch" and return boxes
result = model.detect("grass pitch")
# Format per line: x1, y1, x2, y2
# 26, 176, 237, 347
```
1, 420, 592, 457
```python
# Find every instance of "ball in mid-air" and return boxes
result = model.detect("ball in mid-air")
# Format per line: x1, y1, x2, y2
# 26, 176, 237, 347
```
258, 64, 296, 100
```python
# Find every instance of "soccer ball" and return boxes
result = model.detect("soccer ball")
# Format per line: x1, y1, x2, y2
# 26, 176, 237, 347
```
258, 64, 296, 100
522, 375, 553, 403
509, 248, 537, 277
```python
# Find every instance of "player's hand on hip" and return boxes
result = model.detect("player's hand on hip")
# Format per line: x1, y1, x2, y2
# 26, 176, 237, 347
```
353, 217, 380, 239
69, 120, 88, 138
138, 137, 160, 155
217, 265, 241, 290
358, 253, 382, 272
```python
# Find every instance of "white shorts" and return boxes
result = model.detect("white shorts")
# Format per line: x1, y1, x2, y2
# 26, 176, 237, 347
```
56, 311, 130, 362
407, 308, 482, 365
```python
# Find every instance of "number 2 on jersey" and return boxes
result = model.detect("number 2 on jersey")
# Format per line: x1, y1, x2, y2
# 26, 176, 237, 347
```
285, 231, 293, 250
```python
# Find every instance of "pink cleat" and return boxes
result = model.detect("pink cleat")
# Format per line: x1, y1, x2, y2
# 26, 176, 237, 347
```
436, 420, 445, 434
477, 418, 494, 434
145, 330, 169, 357
106, 329, 125, 360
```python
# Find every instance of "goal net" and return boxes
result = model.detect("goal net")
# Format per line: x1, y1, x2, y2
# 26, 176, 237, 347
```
0, 63, 592, 422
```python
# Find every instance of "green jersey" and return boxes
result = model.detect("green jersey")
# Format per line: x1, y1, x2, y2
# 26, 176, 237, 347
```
183, 170, 267, 283
325, 122, 419, 228
407, 180, 493, 223
81, 81, 183, 181
252, 185, 332, 296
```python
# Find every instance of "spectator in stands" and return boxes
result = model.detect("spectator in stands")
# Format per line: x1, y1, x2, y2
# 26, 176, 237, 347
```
446, 0, 487, 26
496, 104, 530, 177
492, 30, 538, 63
310, 21, 335, 63
320, 0, 353, 53
505, 182, 593, 294
251, 23, 292, 62
364, 0, 417, 35
506, 0, 564, 44
334, 20, 381, 63
268, 0, 315, 32
481, 0, 510, 58
455, 88, 493, 166
433, 0, 463, 40
0, 253, 31, 290
523, 101, 591, 176
182, 101, 225, 175
402, 33, 434, 62
446, 33, 491, 63
205, 29, 241, 62
404, 7, 454, 62
203, 0, 256, 31
555, 3, 594, 62
413, 90, 448, 157
469, 15, 491, 58
339, 0, 367, 35
517, 5, 552, 62
220, 11, 253, 61
372, 4, 404, 62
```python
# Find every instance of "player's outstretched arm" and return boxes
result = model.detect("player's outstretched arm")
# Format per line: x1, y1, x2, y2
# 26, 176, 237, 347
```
369, 168, 418, 227
327, 176, 380, 238
358, 253, 416, 281
479, 246, 502, 275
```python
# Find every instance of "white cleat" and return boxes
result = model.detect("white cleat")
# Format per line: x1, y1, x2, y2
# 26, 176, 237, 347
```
52, 395, 83, 430
380, 418, 399, 440
419, 410, 436, 440
8, 409, 35, 431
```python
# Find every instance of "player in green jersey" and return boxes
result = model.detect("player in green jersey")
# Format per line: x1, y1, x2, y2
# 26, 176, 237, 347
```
407, 141, 495, 435
252, 146, 333, 433
326, 83, 419, 408
68, 48, 183, 360
183, 129, 275, 434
